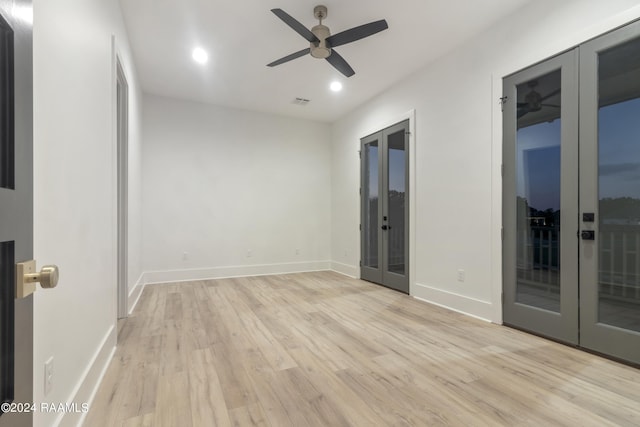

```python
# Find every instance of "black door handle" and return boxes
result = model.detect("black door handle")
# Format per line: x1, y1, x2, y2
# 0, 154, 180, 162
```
381, 225, 389, 230
581, 230, 595, 240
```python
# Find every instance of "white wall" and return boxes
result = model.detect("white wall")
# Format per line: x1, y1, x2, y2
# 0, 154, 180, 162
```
32, 0, 143, 425
142, 95, 331, 282
331, 0, 640, 322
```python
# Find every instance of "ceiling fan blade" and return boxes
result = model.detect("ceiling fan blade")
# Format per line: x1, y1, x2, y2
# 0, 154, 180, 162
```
326, 19, 388, 48
271, 9, 319, 43
326, 50, 355, 77
541, 88, 561, 102
267, 48, 311, 67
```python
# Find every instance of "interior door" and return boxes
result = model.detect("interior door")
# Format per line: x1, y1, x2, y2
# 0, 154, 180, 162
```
579, 21, 640, 363
361, 120, 409, 293
502, 50, 579, 344
0, 1, 33, 426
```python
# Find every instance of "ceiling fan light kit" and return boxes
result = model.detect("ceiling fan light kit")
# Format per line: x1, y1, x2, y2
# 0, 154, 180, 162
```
267, 5, 388, 77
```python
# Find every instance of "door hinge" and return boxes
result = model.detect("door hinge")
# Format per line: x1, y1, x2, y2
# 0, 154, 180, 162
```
501, 227, 504, 241
359, 187, 361, 195
359, 260, 362, 267
501, 164, 504, 177
359, 223, 362, 231
500, 96, 508, 112
358, 150, 361, 159
501, 293, 504, 305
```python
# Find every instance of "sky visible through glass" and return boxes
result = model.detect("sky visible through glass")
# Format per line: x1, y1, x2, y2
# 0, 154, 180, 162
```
517, 120, 561, 211
516, 96, 640, 212
599, 97, 640, 200
367, 146, 405, 198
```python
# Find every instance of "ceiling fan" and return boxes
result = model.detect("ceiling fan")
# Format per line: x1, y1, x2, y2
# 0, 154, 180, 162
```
517, 80, 561, 118
267, 5, 388, 77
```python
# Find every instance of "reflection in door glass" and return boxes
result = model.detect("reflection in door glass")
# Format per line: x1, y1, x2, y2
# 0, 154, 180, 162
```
363, 142, 379, 268
387, 130, 405, 275
0, 16, 14, 190
597, 36, 640, 333
0, 240, 15, 403
515, 70, 562, 312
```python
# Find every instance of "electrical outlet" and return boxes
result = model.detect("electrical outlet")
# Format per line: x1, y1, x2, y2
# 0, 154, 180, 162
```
182, 251, 188, 261
247, 250, 252, 258
44, 357, 54, 396
457, 269, 465, 282
295, 248, 300, 255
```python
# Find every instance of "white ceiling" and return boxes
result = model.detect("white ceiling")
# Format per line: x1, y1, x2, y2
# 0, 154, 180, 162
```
120, 0, 532, 122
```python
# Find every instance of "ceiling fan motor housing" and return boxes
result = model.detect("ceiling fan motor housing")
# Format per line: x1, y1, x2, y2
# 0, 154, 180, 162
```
310, 24, 331, 58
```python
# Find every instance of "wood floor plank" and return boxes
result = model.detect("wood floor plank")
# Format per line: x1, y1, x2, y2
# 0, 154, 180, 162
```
188, 348, 232, 427
85, 272, 640, 427
153, 371, 193, 427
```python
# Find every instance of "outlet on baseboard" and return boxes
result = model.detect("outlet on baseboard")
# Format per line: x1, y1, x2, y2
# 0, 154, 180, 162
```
247, 249, 252, 258
44, 356, 54, 396
457, 269, 465, 282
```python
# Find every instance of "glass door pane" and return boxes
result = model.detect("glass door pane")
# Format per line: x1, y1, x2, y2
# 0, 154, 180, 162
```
363, 140, 379, 269
0, 14, 13, 190
515, 70, 562, 312
597, 36, 640, 333
386, 129, 406, 276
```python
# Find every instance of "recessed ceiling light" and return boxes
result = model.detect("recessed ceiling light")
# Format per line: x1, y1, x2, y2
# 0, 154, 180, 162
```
192, 47, 209, 64
330, 81, 343, 92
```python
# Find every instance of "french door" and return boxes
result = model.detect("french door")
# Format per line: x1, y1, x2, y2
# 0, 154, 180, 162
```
0, 2, 33, 426
503, 21, 640, 364
361, 120, 409, 293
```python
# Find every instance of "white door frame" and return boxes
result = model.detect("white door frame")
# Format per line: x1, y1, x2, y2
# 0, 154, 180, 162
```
113, 41, 129, 320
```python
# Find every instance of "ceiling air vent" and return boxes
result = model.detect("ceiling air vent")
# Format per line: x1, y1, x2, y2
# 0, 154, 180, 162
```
292, 97, 310, 106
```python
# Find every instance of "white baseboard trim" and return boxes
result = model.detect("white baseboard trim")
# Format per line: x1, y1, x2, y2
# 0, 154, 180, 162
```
330, 261, 359, 278
128, 273, 145, 314
412, 282, 493, 322
143, 260, 332, 285
56, 325, 116, 427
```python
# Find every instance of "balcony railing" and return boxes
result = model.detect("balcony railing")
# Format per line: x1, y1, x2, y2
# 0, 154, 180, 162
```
517, 224, 640, 304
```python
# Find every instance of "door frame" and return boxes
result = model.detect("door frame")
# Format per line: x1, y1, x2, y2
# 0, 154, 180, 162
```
358, 110, 416, 294
112, 38, 129, 320
116, 57, 128, 320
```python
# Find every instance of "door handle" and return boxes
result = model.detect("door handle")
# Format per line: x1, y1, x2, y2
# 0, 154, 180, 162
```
16, 260, 60, 298
381, 225, 389, 230
581, 230, 595, 240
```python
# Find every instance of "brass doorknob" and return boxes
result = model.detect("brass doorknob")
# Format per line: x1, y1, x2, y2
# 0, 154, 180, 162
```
26, 265, 59, 289
16, 260, 60, 298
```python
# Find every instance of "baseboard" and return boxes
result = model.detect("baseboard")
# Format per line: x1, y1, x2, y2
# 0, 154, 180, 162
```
56, 325, 116, 427
128, 273, 145, 314
412, 282, 493, 322
143, 260, 332, 285
330, 261, 359, 278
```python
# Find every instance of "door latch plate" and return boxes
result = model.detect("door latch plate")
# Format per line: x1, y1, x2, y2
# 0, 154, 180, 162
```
16, 260, 36, 298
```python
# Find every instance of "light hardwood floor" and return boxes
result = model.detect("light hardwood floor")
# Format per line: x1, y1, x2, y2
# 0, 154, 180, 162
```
85, 271, 640, 426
